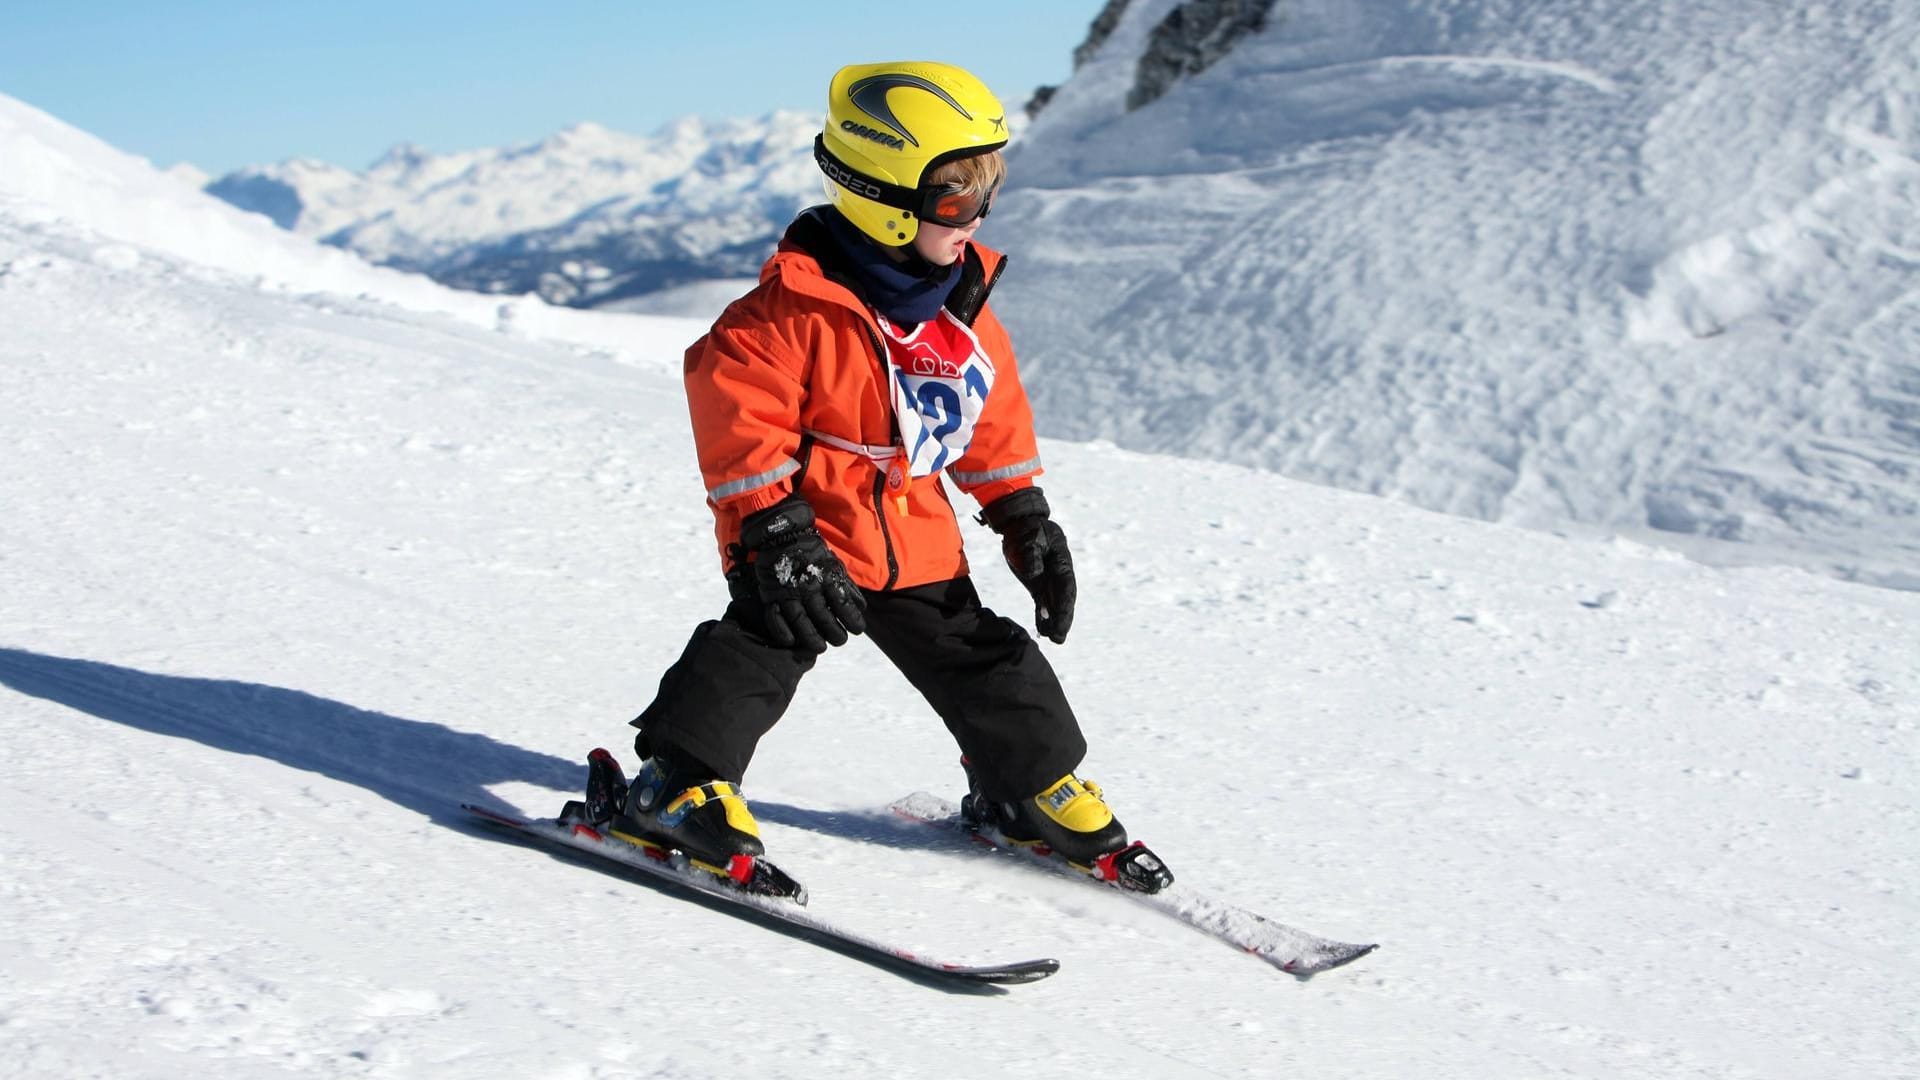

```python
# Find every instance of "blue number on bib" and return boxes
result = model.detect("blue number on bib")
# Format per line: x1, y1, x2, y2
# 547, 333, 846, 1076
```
879, 309, 997, 480
913, 382, 965, 472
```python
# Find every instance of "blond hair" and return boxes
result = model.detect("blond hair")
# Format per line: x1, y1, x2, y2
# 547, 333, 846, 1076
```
925, 149, 1005, 195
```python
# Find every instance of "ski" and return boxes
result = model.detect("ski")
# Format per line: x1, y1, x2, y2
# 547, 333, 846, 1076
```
889, 792, 1377, 977
460, 800, 1059, 988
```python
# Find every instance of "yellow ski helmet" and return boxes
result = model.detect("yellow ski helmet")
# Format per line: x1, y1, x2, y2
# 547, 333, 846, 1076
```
815, 61, 1009, 246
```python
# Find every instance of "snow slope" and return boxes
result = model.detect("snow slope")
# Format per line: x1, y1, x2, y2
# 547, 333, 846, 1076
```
0, 93, 705, 362
4, 92, 1919, 1079
994, 0, 1920, 590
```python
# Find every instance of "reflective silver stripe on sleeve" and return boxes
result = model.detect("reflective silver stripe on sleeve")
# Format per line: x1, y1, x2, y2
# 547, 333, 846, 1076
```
708, 459, 800, 502
948, 455, 1042, 487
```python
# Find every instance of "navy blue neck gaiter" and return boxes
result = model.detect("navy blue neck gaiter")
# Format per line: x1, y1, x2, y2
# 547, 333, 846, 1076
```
816, 207, 961, 328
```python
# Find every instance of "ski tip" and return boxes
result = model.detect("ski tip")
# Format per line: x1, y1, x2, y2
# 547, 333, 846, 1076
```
950, 957, 1060, 984
1282, 941, 1379, 977
1332, 942, 1381, 967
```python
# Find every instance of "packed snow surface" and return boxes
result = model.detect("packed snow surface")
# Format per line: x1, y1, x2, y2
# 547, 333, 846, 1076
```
3, 78, 1918, 1080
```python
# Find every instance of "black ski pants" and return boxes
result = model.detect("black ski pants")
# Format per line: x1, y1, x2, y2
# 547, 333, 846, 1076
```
630, 575, 1086, 802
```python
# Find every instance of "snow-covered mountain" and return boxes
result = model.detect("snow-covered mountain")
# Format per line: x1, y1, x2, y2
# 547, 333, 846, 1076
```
4, 83, 1917, 1080
208, 113, 823, 308
995, 0, 1920, 590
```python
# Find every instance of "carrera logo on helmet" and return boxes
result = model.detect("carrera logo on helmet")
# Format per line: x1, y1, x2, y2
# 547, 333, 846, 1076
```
847, 72, 975, 149
841, 119, 905, 151
818, 153, 884, 199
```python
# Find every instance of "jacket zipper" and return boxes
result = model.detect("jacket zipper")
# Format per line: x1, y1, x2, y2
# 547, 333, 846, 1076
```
871, 467, 900, 590
984, 254, 1007, 307
947, 244, 1008, 326
860, 320, 902, 591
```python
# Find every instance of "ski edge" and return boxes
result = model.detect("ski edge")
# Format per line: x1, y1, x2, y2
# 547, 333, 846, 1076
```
460, 802, 1060, 986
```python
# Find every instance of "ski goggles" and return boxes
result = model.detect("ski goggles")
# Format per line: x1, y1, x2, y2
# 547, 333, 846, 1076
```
918, 181, 996, 227
815, 135, 1003, 228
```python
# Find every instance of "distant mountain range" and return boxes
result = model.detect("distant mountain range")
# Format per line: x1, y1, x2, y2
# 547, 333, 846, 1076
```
207, 113, 822, 309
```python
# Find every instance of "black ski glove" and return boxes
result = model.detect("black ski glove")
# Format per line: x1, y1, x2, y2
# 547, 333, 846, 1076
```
980, 487, 1075, 644
735, 494, 867, 653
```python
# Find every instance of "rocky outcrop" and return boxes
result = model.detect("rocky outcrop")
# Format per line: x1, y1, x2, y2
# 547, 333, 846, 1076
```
1025, 0, 1133, 118
1028, 0, 1276, 120
1075, 0, 1136, 68
1127, 0, 1275, 111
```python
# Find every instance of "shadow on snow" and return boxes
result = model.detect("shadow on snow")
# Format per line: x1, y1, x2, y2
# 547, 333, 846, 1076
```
0, 646, 581, 824
0, 646, 1003, 992
0, 645, 967, 853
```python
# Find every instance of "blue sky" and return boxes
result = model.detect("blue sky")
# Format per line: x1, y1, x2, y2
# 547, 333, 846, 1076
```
2, 1, 1107, 175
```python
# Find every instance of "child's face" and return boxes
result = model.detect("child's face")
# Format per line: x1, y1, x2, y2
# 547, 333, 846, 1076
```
911, 217, 981, 267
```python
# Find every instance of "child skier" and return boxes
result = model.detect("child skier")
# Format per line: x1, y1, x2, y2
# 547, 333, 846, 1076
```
611, 60, 1141, 884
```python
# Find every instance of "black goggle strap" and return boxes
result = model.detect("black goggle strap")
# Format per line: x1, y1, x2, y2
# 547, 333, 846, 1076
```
815, 135, 922, 214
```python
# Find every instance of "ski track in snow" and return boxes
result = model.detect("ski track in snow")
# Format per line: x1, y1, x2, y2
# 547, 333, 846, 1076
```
1307, 54, 1623, 95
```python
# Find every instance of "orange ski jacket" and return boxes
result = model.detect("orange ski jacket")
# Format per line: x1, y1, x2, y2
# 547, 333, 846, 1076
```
683, 212, 1043, 592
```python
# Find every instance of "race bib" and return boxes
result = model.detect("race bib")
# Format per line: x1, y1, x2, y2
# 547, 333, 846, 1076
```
876, 310, 996, 478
